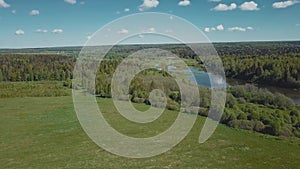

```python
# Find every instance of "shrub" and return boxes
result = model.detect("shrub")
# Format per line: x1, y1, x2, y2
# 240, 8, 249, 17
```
228, 120, 255, 131
253, 121, 265, 132
279, 126, 294, 137
198, 107, 208, 117
131, 97, 145, 104
221, 109, 237, 123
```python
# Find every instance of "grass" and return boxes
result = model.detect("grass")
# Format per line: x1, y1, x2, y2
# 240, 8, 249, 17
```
0, 81, 71, 98
1, 96, 300, 168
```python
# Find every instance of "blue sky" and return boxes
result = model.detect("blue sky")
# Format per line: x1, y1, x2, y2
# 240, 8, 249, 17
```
0, 0, 299, 48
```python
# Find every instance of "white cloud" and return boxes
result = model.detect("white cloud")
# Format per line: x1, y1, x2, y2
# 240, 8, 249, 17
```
52, 29, 63, 34
64, 0, 77, 5
36, 29, 48, 33
216, 24, 224, 31
212, 3, 237, 11
15, 29, 25, 35
145, 27, 156, 33
30, 10, 40, 16
165, 29, 173, 33
227, 26, 254, 31
124, 8, 130, 12
204, 28, 210, 32
205, 25, 223, 32
11, 10, 16, 14
0, 0, 10, 8
117, 28, 129, 34
239, 1, 259, 11
169, 16, 174, 20
209, 0, 221, 2
178, 0, 191, 6
228, 27, 246, 32
205, 25, 253, 32
80, 1, 85, 5
247, 26, 254, 30
272, 0, 299, 8
139, 0, 159, 11
87, 35, 92, 40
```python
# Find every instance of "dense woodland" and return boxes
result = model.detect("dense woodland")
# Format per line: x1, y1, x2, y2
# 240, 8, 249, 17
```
0, 41, 300, 138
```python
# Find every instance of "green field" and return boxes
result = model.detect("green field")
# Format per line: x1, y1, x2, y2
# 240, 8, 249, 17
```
1, 96, 300, 169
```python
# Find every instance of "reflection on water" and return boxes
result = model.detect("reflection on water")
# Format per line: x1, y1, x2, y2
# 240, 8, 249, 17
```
188, 68, 228, 88
294, 99, 300, 106
187, 68, 300, 106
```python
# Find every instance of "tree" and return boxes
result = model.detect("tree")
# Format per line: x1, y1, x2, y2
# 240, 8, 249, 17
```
0, 70, 3, 82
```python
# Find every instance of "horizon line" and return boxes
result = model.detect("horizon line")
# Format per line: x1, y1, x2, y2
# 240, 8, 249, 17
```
1, 39, 300, 50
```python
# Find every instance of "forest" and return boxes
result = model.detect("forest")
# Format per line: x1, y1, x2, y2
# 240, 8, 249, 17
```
0, 41, 300, 138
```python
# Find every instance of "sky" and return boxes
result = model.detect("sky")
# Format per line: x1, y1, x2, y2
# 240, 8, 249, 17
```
0, 0, 299, 48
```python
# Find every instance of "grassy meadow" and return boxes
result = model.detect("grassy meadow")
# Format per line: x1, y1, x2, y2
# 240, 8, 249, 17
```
1, 96, 300, 169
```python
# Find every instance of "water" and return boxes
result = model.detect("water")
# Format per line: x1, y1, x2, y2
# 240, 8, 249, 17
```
188, 68, 228, 88
187, 68, 300, 106
294, 99, 300, 105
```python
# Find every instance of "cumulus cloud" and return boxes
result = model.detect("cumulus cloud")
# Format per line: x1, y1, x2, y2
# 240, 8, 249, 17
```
149, 28, 156, 33
86, 35, 92, 40
139, 0, 159, 11
205, 25, 224, 32
11, 10, 16, 14
204, 28, 210, 32
147, 27, 156, 33
64, 0, 77, 5
205, 25, 254, 32
15, 29, 25, 35
216, 24, 224, 31
117, 28, 129, 34
124, 8, 130, 12
239, 1, 259, 11
228, 26, 254, 31
178, 0, 191, 6
30, 10, 40, 16
247, 26, 254, 30
35, 29, 48, 33
228, 27, 246, 31
0, 0, 10, 8
272, 0, 299, 8
212, 3, 237, 11
52, 29, 63, 34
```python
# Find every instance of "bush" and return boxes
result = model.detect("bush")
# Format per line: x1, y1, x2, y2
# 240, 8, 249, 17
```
279, 126, 293, 137
221, 109, 237, 123
237, 111, 247, 120
166, 100, 180, 111
226, 94, 237, 108
253, 121, 265, 132
264, 121, 281, 136
198, 107, 208, 117
169, 91, 180, 102
131, 97, 145, 104
228, 120, 255, 131
290, 110, 299, 117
